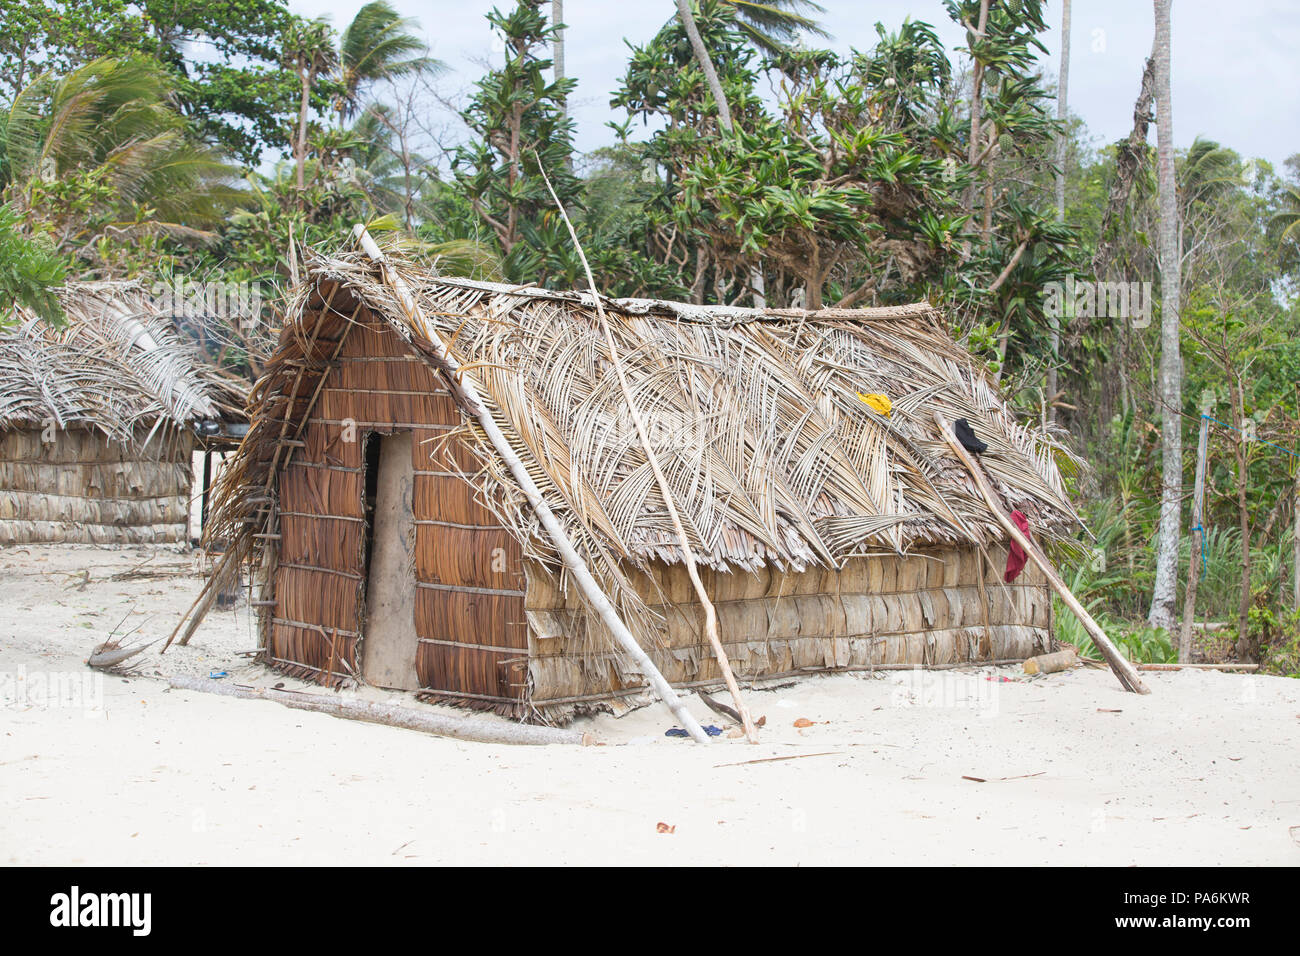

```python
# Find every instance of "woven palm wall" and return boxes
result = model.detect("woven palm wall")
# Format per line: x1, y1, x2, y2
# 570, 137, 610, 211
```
0, 425, 193, 544
524, 546, 1052, 719
264, 303, 527, 704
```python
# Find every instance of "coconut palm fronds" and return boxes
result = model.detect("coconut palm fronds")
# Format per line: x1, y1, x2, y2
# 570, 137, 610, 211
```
207, 249, 1083, 593
0, 281, 245, 442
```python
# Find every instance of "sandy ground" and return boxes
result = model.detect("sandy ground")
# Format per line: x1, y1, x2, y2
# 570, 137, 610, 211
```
2, 543, 1298, 866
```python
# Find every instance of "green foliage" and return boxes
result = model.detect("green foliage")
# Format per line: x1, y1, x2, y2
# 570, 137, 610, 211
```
0, 56, 243, 270
0, 201, 66, 324
1249, 606, 1300, 677
717, 0, 829, 58
451, 0, 581, 285
337, 1, 439, 119
0, 0, 298, 166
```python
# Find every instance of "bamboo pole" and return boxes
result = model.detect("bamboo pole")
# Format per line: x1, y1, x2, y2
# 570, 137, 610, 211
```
353, 225, 711, 744
536, 169, 759, 743
161, 545, 239, 652
167, 677, 593, 745
934, 411, 1150, 694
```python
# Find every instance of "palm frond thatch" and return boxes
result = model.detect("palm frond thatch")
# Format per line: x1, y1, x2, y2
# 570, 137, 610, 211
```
0, 281, 244, 442
209, 250, 1082, 581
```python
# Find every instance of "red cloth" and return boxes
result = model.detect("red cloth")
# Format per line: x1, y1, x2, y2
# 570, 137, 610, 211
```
1005, 510, 1031, 582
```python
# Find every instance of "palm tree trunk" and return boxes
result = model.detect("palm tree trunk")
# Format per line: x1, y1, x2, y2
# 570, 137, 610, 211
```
552, 0, 565, 110
295, 67, 312, 193
1180, 409, 1208, 660
1147, 0, 1183, 630
1233, 379, 1254, 659
962, 0, 992, 213
675, 0, 734, 133
553, 1, 572, 170
1049, 0, 1071, 421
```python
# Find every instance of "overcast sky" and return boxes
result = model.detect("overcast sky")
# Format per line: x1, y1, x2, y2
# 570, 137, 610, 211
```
288, 0, 1299, 170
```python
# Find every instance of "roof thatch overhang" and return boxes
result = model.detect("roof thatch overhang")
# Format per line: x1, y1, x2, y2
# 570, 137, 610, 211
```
0, 281, 247, 447
211, 251, 1083, 577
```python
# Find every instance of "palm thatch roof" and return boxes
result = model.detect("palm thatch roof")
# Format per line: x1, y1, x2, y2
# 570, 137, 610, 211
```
0, 281, 246, 443
209, 251, 1082, 582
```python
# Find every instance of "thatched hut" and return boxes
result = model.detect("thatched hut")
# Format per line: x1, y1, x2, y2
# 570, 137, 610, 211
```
0, 282, 246, 546
199, 251, 1081, 720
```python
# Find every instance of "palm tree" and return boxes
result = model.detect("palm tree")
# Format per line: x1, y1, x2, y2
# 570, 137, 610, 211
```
285, 5, 440, 194
1268, 183, 1300, 247
0, 57, 240, 251
675, 0, 735, 133
719, 0, 828, 57
337, 1, 439, 119
672, 0, 828, 135
1148, 0, 1182, 631
1049, 0, 1071, 420
283, 18, 337, 192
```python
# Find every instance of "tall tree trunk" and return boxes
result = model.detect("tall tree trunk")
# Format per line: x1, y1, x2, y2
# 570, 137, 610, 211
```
1048, 0, 1071, 421
1147, 0, 1183, 630
295, 67, 313, 193
1179, 409, 1208, 661
1293, 469, 1300, 610
552, 1, 565, 105
962, 0, 992, 214
1232, 380, 1255, 659
675, 0, 734, 133
553, 1, 572, 170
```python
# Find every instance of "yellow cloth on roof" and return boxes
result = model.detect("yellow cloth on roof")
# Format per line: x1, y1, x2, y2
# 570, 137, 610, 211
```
857, 392, 892, 417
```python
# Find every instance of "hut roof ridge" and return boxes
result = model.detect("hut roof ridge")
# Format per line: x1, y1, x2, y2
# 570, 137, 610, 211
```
208, 250, 1085, 577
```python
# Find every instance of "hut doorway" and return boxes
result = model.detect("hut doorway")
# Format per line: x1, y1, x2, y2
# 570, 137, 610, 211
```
360, 431, 420, 690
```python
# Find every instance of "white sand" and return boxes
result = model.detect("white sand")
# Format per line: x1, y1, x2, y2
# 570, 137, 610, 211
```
2, 544, 1298, 866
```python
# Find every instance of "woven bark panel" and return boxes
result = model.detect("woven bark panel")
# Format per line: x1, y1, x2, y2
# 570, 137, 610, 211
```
524, 547, 1052, 714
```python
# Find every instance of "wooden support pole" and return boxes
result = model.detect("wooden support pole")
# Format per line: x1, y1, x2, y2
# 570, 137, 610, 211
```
161, 545, 238, 652
167, 677, 593, 745
934, 411, 1150, 695
536, 169, 759, 744
353, 225, 711, 744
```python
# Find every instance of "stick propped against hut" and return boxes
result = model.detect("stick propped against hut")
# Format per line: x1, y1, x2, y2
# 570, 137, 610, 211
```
194, 249, 1083, 722
0, 282, 248, 546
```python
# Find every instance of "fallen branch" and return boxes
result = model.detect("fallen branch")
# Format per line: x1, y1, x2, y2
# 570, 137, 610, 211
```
1023, 649, 1077, 675
1136, 662, 1259, 672
935, 412, 1150, 695
167, 676, 594, 746
697, 688, 741, 725
714, 752, 840, 769
88, 638, 158, 672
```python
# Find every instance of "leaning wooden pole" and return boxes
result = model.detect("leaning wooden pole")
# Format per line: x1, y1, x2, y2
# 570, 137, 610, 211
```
353, 225, 710, 743
934, 412, 1150, 694
162, 545, 239, 652
537, 170, 759, 743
